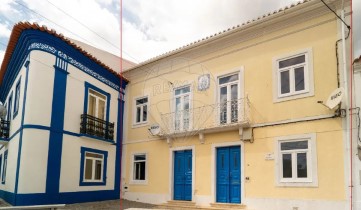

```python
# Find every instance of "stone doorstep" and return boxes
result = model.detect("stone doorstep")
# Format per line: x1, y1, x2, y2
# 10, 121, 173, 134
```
155, 201, 251, 210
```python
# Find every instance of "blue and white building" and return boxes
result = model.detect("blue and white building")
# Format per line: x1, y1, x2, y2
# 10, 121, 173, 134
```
0, 22, 129, 206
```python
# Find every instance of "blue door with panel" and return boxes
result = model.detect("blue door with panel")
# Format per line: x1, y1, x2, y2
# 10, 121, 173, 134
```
216, 146, 241, 203
174, 150, 192, 201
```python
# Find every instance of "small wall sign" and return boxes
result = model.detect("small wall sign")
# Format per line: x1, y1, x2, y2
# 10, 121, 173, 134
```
265, 153, 274, 160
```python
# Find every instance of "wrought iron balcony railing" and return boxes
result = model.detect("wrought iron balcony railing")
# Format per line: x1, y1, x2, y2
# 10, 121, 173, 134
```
80, 114, 114, 141
0, 120, 10, 139
160, 98, 250, 136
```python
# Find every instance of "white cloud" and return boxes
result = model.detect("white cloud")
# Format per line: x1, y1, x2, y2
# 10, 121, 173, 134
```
0, 50, 5, 68
0, 23, 11, 38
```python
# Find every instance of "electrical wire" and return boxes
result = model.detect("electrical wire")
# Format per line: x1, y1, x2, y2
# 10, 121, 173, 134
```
320, 0, 351, 29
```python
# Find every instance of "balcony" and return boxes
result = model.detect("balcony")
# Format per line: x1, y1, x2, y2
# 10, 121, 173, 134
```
80, 114, 114, 142
160, 98, 250, 137
0, 120, 10, 142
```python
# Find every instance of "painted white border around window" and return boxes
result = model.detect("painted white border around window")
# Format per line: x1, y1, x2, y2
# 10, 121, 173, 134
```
274, 133, 318, 187
130, 152, 148, 185
169, 145, 195, 202
272, 48, 314, 103
132, 95, 149, 128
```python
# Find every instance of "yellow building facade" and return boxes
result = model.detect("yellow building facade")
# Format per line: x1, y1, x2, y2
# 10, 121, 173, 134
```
121, 0, 351, 209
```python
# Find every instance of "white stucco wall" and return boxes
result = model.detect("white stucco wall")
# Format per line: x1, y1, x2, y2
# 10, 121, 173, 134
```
17, 129, 49, 193
24, 51, 55, 127
0, 135, 20, 193
59, 134, 116, 192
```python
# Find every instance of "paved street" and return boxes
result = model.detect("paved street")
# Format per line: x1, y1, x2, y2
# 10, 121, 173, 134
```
0, 199, 155, 210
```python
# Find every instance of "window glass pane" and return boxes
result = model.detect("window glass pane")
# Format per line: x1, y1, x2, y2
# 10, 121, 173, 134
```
135, 155, 146, 161
219, 74, 238, 85
139, 161, 146, 180
297, 153, 307, 178
282, 154, 292, 178
220, 87, 227, 124
280, 71, 290, 94
88, 95, 96, 116
175, 86, 190, 95
90, 89, 106, 100
94, 160, 102, 180
86, 152, 103, 159
85, 159, 93, 180
294, 67, 305, 91
231, 84, 238, 100
143, 105, 147, 121
281, 141, 308, 150
184, 95, 189, 110
135, 162, 140, 179
98, 99, 106, 120
136, 97, 148, 105
136, 107, 141, 123
279, 55, 305, 68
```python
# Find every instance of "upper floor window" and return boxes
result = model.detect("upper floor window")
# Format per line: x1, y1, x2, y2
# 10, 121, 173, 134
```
218, 73, 239, 124
273, 48, 314, 102
88, 89, 107, 120
7, 93, 12, 122
2, 150, 8, 184
174, 86, 190, 131
135, 97, 148, 124
13, 79, 21, 118
275, 133, 318, 187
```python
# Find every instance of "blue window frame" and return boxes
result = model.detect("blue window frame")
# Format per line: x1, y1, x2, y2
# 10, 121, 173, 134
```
7, 93, 13, 121
84, 82, 110, 122
0, 154, 2, 179
79, 147, 108, 186
2, 150, 7, 184
13, 78, 21, 118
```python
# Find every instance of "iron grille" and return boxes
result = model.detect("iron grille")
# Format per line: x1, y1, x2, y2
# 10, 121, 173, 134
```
0, 120, 10, 139
80, 114, 114, 141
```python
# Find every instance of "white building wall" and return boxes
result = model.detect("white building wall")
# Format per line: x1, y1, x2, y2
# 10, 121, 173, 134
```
0, 136, 20, 193
59, 134, 116, 192
353, 67, 361, 209
24, 51, 55, 127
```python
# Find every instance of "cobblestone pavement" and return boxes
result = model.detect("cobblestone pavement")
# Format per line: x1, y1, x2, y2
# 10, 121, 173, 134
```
0, 199, 155, 210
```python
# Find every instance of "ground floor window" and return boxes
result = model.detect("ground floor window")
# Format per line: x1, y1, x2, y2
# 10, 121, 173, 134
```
131, 153, 147, 184
275, 133, 318, 187
2, 150, 7, 184
80, 147, 108, 186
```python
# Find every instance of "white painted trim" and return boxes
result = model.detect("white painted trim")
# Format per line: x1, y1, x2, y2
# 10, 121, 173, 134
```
272, 48, 315, 103
168, 145, 195, 202
274, 133, 318, 187
211, 141, 245, 204
132, 95, 149, 128
129, 151, 148, 185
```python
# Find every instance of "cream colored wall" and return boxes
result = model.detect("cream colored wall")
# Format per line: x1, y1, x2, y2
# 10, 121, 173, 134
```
123, 11, 345, 203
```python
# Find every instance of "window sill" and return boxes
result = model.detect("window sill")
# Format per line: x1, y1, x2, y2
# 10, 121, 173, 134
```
79, 134, 115, 144
79, 181, 106, 186
276, 180, 317, 187
129, 180, 148, 185
132, 122, 148, 129
274, 91, 314, 103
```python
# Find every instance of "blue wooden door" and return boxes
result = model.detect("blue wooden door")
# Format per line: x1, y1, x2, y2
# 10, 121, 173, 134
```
216, 146, 241, 203
174, 150, 192, 201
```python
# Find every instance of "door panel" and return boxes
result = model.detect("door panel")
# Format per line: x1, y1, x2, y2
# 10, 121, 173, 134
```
174, 150, 192, 201
216, 146, 241, 203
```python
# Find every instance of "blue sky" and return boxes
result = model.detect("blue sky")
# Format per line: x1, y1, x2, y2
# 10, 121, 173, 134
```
0, 0, 360, 66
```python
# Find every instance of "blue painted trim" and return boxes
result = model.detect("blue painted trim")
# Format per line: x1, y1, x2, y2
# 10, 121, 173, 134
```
0, 189, 119, 206
79, 134, 114, 144
79, 147, 108, 186
0, 154, 2, 180
83, 82, 111, 123
45, 63, 68, 195
0, 29, 128, 102
14, 60, 29, 204
2, 150, 8, 184
13, 77, 21, 119
115, 97, 123, 193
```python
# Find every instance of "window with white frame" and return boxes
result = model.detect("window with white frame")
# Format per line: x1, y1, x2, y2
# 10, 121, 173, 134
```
134, 97, 148, 124
276, 133, 317, 187
87, 89, 107, 120
83, 152, 104, 182
79, 147, 107, 186
132, 154, 147, 183
174, 86, 191, 131
218, 73, 239, 124
273, 49, 314, 102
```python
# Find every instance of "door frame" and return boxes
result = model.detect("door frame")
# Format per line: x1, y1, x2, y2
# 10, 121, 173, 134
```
169, 146, 195, 201
211, 141, 244, 203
